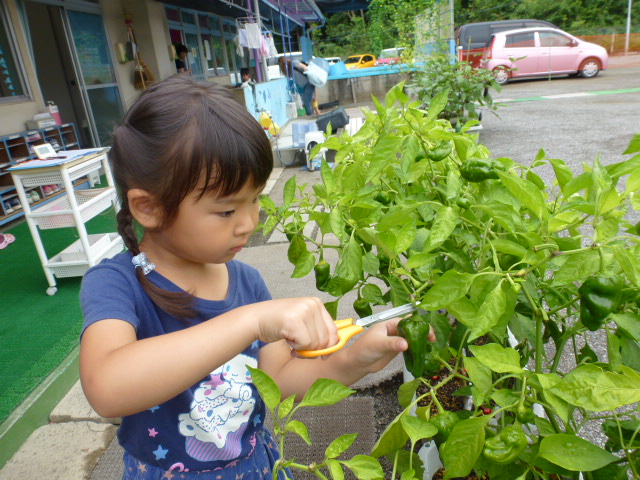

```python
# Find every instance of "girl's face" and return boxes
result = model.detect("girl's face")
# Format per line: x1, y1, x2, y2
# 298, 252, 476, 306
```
149, 180, 263, 266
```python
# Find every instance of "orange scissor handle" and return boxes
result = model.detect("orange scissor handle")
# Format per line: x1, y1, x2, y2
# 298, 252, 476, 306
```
295, 318, 364, 358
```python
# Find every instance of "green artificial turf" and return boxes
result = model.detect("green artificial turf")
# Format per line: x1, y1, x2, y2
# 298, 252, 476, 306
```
0, 207, 118, 424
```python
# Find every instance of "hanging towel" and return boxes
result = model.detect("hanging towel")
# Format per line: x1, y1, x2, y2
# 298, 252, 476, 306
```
245, 23, 262, 49
233, 35, 244, 57
261, 35, 269, 57
268, 34, 278, 57
238, 28, 249, 48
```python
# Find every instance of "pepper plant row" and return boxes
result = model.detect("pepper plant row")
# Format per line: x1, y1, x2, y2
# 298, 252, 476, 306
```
259, 83, 640, 479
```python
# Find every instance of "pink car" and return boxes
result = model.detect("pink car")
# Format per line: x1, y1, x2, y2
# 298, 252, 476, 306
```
375, 47, 406, 66
481, 27, 608, 85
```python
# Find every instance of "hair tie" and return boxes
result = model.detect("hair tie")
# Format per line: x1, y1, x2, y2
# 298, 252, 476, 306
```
132, 252, 156, 275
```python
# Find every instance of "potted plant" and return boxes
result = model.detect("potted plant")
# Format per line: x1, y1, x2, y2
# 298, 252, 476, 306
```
408, 55, 502, 131
258, 83, 640, 479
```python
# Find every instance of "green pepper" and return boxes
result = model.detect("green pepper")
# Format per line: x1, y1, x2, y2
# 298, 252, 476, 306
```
460, 158, 505, 182
483, 425, 528, 464
374, 191, 392, 206
427, 141, 452, 162
353, 297, 373, 318
456, 198, 471, 210
578, 275, 623, 331
398, 312, 433, 378
314, 260, 331, 292
430, 411, 459, 442
516, 404, 535, 424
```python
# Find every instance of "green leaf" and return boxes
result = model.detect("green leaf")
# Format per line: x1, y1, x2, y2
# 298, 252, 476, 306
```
551, 249, 600, 285
326, 459, 345, 480
371, 412, 409, 457
278, 395, 295, 419
424, 206, 458, 251
548, 158, 573, 190
538, 434, 617, 471
287, 235, 307, 264
285, 420, 312, 445
283, 176, 297, 206
613, 246, 640, 287
334, 235, 363, 294
426, 89, 449, 123
537, 373, 570, 423
422, 270, 474, 310
610, 313, 640, 341
548, 364, 640, 412
292, 251, 316, 279
470, 279, 507, 339
247, 366, 281, 410
441, 416, 488, 479
623, 133, 640, 154
400, 415, 438, 444
496, 170, 547, 220
321, 156, 336, 194
394, 218, 417, 254
397, 378, 420, 409
340, 455, 384, 480
330, 207, 346, 239
326, 433, 358, 458
468, 344, 524, 373
299, 378, 355, 407
463, 356, 493, 394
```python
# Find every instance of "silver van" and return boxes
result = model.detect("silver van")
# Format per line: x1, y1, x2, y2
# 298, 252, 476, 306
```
456, 19, 556, 67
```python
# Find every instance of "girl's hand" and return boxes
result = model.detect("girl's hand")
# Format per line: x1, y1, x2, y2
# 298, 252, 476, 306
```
252, 297, 339, 351
346, 317, 435, 374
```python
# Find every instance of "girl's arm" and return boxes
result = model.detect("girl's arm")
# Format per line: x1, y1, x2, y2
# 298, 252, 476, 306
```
80, 297, 338, 418
258, 318, 409, 400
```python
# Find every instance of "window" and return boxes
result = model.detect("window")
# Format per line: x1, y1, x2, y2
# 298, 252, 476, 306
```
539, 32, 573, 47
0, 4, 26, 99
505, 33, 535, 48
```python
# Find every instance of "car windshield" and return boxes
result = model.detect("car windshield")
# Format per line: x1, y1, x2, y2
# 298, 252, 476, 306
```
380, 49, 401, 59
345, 57, 360, 64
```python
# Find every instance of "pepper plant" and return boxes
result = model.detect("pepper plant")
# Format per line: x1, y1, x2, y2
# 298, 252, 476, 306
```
409, 55, 502, 130
260, 83, 640, 479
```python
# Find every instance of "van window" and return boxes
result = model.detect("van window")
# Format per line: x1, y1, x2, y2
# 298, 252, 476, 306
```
506, 33, 535, 48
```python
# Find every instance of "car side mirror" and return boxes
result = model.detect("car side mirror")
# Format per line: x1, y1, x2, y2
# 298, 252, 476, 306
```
570, 40, 578, 47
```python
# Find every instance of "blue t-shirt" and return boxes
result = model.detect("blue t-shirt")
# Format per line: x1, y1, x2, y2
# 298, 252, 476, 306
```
80, 252, 273, 472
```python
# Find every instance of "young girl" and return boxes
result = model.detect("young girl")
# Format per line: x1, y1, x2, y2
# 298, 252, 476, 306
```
79, 75, 408, 479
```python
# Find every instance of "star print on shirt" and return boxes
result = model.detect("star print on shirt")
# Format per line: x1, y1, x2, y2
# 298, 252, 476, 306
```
252, 414, 262, 427
149, 405, 160, 413
148, 428, 159, 437
162, 471, 175, 479
153, 444, 169, 460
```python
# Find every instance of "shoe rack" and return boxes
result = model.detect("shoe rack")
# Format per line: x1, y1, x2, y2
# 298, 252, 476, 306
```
0, 123, 80, 226
9, 149, 123, 295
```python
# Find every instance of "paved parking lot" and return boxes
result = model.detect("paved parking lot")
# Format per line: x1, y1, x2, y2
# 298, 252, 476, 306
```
480, 59, 640, 170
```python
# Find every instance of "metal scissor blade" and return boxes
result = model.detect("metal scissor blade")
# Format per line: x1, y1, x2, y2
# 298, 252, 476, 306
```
355, 303, 418, 328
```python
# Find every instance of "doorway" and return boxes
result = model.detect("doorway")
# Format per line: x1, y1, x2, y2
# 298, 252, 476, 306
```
22, 2, 124, 147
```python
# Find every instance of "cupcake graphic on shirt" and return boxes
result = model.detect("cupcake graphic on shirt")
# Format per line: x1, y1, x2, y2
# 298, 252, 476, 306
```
178, 354, 257, 461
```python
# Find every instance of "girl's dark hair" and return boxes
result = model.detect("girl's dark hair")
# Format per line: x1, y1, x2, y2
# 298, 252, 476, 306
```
111, 75, 273, 319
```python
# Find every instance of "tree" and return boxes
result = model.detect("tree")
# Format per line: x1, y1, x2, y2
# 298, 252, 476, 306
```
312, 11, 372, 58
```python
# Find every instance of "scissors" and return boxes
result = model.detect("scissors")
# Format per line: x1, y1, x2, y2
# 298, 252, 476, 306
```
295, 303, 418, 358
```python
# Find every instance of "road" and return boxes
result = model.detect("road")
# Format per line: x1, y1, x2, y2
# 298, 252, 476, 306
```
480, 61, 640, 170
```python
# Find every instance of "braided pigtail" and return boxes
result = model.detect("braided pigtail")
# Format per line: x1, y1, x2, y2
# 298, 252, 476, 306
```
110, 75, 272, 321
116, 193, 196, 320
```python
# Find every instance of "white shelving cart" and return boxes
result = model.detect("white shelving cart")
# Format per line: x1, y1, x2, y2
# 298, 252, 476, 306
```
9, 149, 123, 295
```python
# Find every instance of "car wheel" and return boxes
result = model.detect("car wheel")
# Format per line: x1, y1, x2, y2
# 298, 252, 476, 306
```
493, 67, 509, 85
579, 58, 601, 78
